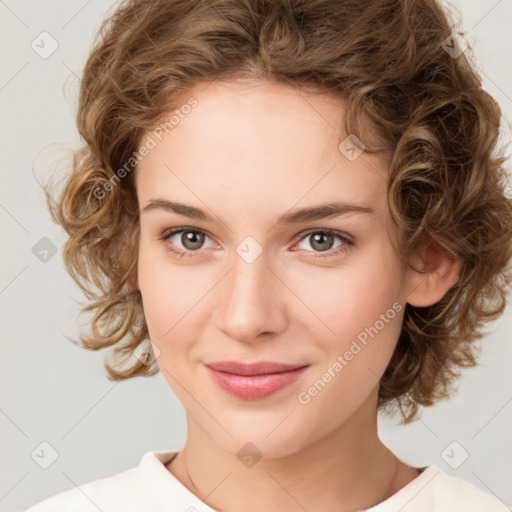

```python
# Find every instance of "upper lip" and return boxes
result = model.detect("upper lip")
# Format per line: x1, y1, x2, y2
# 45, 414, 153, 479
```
205, 361, 309, 376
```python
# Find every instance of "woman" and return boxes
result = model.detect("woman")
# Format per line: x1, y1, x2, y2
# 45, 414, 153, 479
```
27, 0, 512, 510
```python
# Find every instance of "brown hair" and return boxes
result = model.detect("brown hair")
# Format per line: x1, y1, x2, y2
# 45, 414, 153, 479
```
41, 0, 512, 423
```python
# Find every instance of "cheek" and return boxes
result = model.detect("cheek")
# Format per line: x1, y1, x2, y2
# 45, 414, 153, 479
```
295, 299, 403, 432
287, 250, 403, 344
137, 241, 214, 373
137, 240, 195, 326
137, 242, 185, 343
289, 243, 404, 399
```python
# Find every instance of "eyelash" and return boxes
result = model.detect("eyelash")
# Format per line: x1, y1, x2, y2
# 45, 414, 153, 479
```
160, 227, 354, 259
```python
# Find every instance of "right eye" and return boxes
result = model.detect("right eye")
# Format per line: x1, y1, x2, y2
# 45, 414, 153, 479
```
161, 227, 217, 258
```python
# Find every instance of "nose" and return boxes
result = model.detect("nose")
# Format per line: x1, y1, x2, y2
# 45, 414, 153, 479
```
214, 246, 287, 344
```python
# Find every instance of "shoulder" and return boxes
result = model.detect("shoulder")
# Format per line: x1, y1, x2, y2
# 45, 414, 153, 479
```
426, 465, 509, 511
369, 465, 510, 512
25, 452, 165, 512
25, 467, 140, 512
437, 467, 509, 511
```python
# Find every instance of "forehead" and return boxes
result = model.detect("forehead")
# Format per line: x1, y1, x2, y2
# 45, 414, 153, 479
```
135, 79, 390, 218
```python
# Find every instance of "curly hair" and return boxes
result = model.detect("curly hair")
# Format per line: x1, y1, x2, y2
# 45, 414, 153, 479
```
40, 0, 512, 423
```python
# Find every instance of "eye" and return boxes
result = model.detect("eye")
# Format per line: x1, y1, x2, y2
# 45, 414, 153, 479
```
160, 227, 354, 259
161, 227, 216, 258
293, 229, 353, 258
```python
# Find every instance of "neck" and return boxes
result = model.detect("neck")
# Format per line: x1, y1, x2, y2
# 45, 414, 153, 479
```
166, 390, 419, 512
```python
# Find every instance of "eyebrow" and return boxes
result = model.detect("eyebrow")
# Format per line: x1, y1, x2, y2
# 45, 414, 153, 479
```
142, 198, 375, 224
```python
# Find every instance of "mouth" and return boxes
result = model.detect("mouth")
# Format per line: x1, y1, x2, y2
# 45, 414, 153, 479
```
205, 361, 310, 400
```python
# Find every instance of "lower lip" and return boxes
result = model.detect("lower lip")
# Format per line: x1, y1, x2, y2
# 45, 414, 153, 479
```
206, 366, 309, 400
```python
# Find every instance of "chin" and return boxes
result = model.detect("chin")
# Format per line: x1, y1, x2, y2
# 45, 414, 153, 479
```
204, 415, 313, 462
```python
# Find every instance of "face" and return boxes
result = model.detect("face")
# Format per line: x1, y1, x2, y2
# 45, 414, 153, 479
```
135, 79, 412, 458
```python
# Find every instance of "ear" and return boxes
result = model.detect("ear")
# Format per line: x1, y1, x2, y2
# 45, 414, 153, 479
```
405, 242, 461, 307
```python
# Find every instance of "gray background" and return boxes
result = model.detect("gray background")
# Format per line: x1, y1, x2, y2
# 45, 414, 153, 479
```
1, 0, 511, 510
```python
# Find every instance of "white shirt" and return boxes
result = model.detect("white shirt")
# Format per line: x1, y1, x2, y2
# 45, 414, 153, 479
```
25, 450, 510, 511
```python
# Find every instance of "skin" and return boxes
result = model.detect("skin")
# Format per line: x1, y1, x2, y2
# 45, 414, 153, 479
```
133, 78, 459, 512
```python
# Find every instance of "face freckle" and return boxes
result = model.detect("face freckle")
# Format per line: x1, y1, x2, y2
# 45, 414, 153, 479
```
134, 78, 409, 458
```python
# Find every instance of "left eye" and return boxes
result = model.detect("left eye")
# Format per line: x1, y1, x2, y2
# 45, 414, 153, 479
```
161, 228, 353, 258
294, 229, 352, 255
